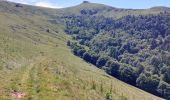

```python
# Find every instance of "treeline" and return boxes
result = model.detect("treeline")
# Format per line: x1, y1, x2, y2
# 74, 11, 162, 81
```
63, 11, 170, 99
68, 41, 138, 85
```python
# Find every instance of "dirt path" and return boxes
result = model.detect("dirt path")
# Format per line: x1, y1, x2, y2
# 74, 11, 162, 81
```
20, 57, 46, 87
14, 57, 47, 99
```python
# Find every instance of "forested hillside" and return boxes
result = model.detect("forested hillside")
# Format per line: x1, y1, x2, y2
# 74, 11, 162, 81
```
0, 1, 168, 100
55, 2, 170, 99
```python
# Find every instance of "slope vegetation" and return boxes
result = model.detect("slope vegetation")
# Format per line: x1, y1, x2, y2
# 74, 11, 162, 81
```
0, 1, 164, 100
61, 2, 170, 99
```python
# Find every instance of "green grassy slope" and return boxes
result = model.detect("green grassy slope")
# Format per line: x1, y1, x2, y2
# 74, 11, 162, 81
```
0, 1, 164, 100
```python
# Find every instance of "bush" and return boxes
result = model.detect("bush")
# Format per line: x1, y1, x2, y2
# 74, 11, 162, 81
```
105, 60, 120, 77
77, 49, 86, 58
106, 91, 112, 100
157, 81, 170, 99
90, 54, 99, 65
83, 52, 91, 62
136, 73, 160, 95
96, 56, 108, 68
120, 66, 137, 85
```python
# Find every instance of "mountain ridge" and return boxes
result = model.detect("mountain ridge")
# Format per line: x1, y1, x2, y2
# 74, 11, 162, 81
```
1, 1, 170, 20
2, 1, 170, 14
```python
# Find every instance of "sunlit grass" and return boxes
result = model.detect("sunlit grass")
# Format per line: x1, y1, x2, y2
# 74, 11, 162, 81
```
0, 1, 164, 100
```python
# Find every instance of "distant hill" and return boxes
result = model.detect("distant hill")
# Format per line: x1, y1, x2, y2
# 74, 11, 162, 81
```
0, 1, 166, 100
60, 2, 170, 18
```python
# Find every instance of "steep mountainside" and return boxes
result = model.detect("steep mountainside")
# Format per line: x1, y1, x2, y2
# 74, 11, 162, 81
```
60, 1, 170, 100
0, 1, 167, 100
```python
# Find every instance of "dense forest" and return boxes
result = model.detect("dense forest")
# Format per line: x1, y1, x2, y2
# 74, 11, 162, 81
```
61, 11, 170, 99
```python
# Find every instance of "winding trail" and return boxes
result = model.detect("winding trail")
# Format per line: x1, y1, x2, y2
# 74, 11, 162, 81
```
18, 57, 47, 99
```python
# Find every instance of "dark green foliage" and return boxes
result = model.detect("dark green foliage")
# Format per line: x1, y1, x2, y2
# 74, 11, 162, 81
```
162, 35, 170, 51
77, 49, 86, 58
64, 11, 170, 98
15, 4, 23, 8
68, 41, 86, 56
90, 54, 99, 65
150, 56, 161, 67
96, 56, 108, 68
120, 66, 137, 85
83, 52, 91, 62
80, 9, 98, 15
83, 1, 90, 3
136, 73, 160, 95
157, 82, 170, 99
162, 67, 170, 84
136, 64, 144, 75
67, 40, 71, 46
105, 60, 120, 77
